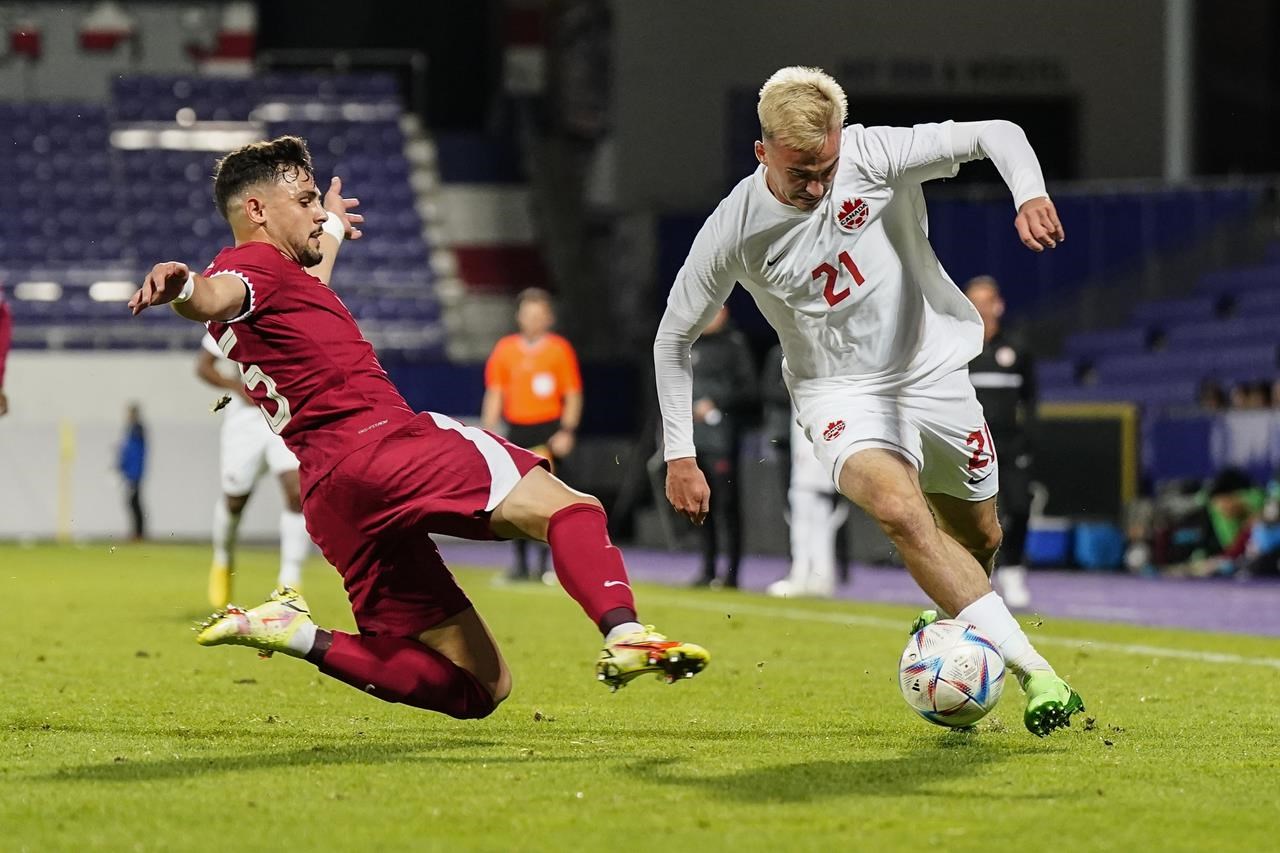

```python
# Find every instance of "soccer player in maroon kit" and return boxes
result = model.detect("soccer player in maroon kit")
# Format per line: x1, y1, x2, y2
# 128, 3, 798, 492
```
128, 136, 708, 719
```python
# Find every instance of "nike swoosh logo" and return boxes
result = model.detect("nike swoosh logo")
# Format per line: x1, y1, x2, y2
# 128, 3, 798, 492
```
603, 580, 632, 589
967, 469, 995, 486
766, 251, 787, 266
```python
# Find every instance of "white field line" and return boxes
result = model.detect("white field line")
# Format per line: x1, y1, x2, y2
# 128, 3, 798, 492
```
499, 584, 1280, 671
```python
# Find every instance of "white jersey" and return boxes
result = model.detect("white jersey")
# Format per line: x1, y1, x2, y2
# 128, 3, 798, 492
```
201, 333, 299, 494
201, 333, 261, 433
656, 120, 1049, 460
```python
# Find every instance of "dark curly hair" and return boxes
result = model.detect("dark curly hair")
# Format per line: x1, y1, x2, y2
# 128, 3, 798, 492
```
212, 135, 314, 219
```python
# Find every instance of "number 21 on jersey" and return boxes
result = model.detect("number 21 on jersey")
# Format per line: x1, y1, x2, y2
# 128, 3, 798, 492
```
811, 250, 865, 307
215, 327, 293, 433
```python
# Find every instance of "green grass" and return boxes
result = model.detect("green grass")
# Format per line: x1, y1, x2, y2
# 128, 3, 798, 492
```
2, 542, 1279, 852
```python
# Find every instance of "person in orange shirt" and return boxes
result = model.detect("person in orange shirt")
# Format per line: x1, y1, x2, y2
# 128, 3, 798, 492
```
483, 288, 584, 582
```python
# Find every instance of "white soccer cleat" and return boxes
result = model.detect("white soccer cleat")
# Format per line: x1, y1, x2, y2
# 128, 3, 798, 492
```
997, 565, 1032, 609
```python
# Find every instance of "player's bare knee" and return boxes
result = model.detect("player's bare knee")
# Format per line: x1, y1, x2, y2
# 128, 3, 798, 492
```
492, 666, 514, 706
565, 494, 603, 513
226, 494, 248, 514
866, 495, 930, 545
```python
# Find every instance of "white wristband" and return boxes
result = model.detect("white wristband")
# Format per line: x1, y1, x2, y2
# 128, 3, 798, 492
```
172, 270, 196, 304
321, 211, 346, 243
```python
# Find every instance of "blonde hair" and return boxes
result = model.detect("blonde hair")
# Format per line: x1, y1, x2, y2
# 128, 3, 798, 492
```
757, 66, 848, 152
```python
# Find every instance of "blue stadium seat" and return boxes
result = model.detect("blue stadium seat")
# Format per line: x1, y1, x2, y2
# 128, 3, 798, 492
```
1198, 265, 1280, 294
1163, 315, 1280, 349
1041, 379, 1200, 408
1093, 344, 1277, 385
1063, 327, 1150, 359
1129, 296, 1221, 324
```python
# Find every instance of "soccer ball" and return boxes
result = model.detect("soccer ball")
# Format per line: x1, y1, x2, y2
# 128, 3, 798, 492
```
899, 619, 1005, 728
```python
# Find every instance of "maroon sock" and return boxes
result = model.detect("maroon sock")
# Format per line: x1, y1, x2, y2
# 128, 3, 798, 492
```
546, 503, 638, 633
316, 632, 496, 719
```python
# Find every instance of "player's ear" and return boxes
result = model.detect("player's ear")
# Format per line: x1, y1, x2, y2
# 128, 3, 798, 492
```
243, 193, 267, 225
754, 140, 767, 166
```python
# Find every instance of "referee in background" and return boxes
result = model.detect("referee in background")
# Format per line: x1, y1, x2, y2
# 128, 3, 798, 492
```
966, 275, 1034, 608
483, 287, 584, 582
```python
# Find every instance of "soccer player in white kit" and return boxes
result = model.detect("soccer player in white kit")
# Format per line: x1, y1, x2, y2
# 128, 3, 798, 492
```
197, 334, 311, 607
655, 66, 1084, 736
767, 416, 848, 600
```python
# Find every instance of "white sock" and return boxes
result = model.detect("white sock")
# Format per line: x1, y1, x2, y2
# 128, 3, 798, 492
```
605, 621, 645, 644
278, 510, 310, 588
284, 620, 317, 657
212, 499, 242, 567
956, 591, 1053, 685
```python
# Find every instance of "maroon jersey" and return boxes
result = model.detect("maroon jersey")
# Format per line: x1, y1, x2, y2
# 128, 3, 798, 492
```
204, 241, 415, 494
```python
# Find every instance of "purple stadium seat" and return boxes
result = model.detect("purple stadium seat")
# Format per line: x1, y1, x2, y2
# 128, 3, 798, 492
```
1198, 265, 1280, 294
1063, 327, 1150, 359
1041, 380, 1200, 408
1093, 344, 1277, 385
1163, 315, 1280, 348
1129, 296, 1220, 324
1234, 288, 1280, 315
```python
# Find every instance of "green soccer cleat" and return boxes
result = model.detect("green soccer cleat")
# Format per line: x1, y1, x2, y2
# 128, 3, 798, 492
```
908, 609, 939, 635
1022, 671, 1086, 737
596, 627, 710, 691
195, 587, 313, 659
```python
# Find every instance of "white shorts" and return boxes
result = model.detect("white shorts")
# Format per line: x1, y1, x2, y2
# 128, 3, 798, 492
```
220, 407, 299, 496
790, 367, 998, 501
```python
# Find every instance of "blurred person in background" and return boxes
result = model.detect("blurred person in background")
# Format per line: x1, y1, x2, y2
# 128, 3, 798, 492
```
965, 276, 1034, 608
1198, 379, 1228, 413
0, 285, 11, 417
656, 65, 1083, 736
117, 402, 147, 541
761, 342, 848, 598
197, 335, 311, 608
1227, 381, 1272, 410
1202, 467, 1266, 575
760, 343, 793, 501
686, 306, 757, 589
482, 288, 583, 583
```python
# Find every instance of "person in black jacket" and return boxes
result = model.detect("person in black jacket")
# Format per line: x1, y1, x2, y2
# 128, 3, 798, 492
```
688, 306, 758, 588
965, 276, 1034, 607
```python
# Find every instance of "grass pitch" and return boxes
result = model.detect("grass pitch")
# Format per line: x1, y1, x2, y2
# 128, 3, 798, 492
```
3, 542, 1278, 852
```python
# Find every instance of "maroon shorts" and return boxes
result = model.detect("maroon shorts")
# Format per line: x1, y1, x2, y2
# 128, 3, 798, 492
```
303, 412, 548, 638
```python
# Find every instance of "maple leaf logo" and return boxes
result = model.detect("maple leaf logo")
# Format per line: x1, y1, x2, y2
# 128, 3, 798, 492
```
837, 198, 869, 231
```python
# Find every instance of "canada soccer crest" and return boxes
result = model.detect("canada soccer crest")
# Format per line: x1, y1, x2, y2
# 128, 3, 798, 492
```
823, 420, 846, 441
837, 197, 869, 232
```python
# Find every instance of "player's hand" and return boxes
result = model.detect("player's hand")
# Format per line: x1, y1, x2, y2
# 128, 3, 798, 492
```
547, 429, 575, 458
324, 176, 364, 240
1014, 197, 1064, 252
129, 262, 191, 315
666, 456, 711, 526
0, 389, 8, 417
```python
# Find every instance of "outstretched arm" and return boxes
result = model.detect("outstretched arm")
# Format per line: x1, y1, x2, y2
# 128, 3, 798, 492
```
129, 262, 250, 322
949, 120, 1065, 252
306, 176, 365, 286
